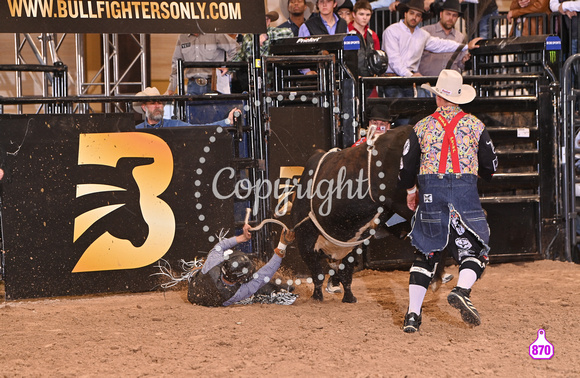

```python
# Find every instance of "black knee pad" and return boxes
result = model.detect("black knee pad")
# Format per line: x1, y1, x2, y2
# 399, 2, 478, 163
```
459, 256, 487, 279
409, 254, 437, 289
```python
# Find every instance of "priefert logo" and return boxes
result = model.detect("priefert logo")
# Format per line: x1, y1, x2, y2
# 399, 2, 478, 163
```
297, 37, 322, 43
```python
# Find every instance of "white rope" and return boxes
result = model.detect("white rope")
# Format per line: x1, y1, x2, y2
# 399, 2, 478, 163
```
249, 218, 290, 232
309, 147, 341, 216
244, 208, 290, 232
365, 124, 380, 203
304, 148, 380, 248
308, 210, 379, 248
293, 215, 310, 230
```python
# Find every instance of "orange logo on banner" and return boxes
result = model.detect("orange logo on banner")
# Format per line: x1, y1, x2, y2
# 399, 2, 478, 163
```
72, 133, 175, 273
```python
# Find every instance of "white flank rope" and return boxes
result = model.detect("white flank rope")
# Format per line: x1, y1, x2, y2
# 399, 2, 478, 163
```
245, 208, 290, 232
365, 124, 380, 203
305, 147, 380, 248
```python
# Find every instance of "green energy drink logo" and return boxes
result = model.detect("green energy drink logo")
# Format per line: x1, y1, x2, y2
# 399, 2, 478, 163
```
73, 133, 175, 273
549, 50, 557, 65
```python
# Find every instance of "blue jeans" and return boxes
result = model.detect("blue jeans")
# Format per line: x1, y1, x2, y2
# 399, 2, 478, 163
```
478, 10, 499, 39
187, 79, 230, 125
187, 79, 210, 96
415, 87, 432, 98
409, 174, 490, 255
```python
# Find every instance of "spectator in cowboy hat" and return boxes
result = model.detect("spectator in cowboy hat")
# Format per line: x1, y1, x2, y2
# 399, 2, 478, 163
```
380, 0, 481, 112
418, 0, 472, 78
133, 87, 239, 129
336, 0, 354, 24
278, 0, 315, 36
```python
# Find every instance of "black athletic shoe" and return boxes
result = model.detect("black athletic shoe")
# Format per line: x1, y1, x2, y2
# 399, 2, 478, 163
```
403, 312, 422, 333
447, 286, 481, 326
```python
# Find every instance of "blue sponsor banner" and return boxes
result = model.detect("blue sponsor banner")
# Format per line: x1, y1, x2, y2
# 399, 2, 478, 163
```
545, 36, 561, 51
343, 35, 360, 51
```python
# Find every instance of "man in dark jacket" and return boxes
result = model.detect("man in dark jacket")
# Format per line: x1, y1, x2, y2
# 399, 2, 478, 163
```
298, 0, 348, 37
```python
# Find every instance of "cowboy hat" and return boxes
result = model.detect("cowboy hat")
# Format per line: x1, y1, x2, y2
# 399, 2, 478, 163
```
420, 69, 476, 104
439, 0, 462, 15
336, 0, 353, 11
397, 0, 428, 15
279, 0, 314, 20
133, 87, 162, 114
266, 10, 279, 22
368, 105, 394, 122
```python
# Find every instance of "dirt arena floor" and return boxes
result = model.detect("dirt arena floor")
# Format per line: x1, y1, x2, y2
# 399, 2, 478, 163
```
0, 259, 578, 377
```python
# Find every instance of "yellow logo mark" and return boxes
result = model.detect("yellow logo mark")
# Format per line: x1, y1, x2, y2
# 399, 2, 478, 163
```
276, 166, 304, 216
72, 133, 175, 273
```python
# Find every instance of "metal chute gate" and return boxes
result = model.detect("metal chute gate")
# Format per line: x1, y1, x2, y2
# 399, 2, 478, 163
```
360, 35, 572, 268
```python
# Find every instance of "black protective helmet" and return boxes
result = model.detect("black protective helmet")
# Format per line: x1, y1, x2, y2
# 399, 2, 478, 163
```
221, 250, 255, 284
367, 49, 389, 76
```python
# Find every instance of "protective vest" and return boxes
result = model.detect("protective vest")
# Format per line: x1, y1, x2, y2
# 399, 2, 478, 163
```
357, 30, 375, 77
187, 265, 241, 307
305, 16, 347, 36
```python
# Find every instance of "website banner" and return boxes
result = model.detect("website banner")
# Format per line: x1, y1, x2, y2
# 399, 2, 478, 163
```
0, 0, 266, 34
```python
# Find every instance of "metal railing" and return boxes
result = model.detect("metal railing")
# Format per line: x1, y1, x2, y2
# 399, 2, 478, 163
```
561, 54, 580, 263
0, 63, 68, 114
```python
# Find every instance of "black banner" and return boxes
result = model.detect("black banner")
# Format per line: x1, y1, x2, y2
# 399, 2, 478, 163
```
0, 0, 266, 34
0, 114, 236, 300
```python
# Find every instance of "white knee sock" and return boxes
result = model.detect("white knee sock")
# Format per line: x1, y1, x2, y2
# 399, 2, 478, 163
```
456, 268, 478, 290
408, 284, 427, 315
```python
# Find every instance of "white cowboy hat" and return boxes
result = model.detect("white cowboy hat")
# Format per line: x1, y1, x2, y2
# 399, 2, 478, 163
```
421, 70, 476, 104
133, 87, 162, 114
279, 0, 315, 20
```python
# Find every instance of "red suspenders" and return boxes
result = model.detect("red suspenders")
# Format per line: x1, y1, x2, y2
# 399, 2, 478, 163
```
432, 111, 466, 174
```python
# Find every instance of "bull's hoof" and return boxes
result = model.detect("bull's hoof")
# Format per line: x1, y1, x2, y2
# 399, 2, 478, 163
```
342, 291, 357, 303
312, 288, 324, 302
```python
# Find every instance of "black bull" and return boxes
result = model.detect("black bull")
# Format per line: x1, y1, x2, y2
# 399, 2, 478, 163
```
291, 124, 414, 303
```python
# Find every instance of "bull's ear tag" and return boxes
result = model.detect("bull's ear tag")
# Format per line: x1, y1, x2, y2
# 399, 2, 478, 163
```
529, 329, 554, 359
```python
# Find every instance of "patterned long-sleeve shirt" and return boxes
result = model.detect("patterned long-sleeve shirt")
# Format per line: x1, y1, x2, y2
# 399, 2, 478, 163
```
233, 27, 293, 62
399, 105, 498, 189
